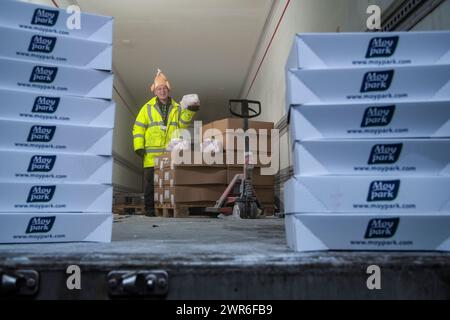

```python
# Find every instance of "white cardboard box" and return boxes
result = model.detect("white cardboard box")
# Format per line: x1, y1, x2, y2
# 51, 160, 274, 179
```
293, 139, 450, 176
289, 101, 450, 140
0, 57, 113, 99
0, 182, 112, 212
0, 25, 112, 70
0, 213, 112, 243
0, 150, 112, 183
0, 88, 115, 127
286, 65, 450, 107
0, 119, 113, 155
286, 32, 450, 70
285, 213, 450, 252
0, 0, 113, 43
284, 176, 450, 213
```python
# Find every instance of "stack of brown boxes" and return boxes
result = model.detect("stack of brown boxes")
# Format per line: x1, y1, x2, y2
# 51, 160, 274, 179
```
204, 118, 275, 215
154, 153, 227, 207
153, 118, 275, 216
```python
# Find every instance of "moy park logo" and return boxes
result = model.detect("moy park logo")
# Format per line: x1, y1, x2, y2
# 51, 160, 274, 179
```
32, 96, 60, 114
31, 8, 59, 26
366, 36, 399, 59
26, 216, 56, 234
360, 70, 394, 93
367, 180, 400, 202
27, 155, 57, 172
361, 105, 395, 128
26, 185, 56, 203
368, 143, 403, 165
28, 35, 57, 53
29, 66, 58, 84
364, 218, 400, 239
27, 125, 56, 142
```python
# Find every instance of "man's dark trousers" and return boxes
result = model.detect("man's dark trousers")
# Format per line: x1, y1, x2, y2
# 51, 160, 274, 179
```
144, 167, 155, 215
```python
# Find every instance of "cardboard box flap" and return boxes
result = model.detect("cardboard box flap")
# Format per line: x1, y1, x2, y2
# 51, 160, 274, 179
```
284, 176, 450, 213
437, 237, 450, 251
85, 187, 113, 212
161, 167, 228, 185
0, 213, 112, 243
286, 65, 450, 106
0, 25, 112, 70
0, 183, 112, 213
284, 178, 329, 212
87, 75, 114, 99
0, 88, 115, 127
288, 215, 330, 251
293, 139, 450, 176
287, 213, 450, 252
0, 0, 113, 43
290, 101, 450, 140
287, 32, 450, 70
0, 119, 113, 155
88, 19, 114, 44
86, 45, 113, 70
0, 57, 113, 99
0, 150, 112, 183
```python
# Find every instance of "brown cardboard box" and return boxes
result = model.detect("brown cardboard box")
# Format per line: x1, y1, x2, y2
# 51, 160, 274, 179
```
162, 167, 227, 186
154, 152, 227, 169
154, 187, 164, 204
154, 151, 273, 168
161, 185, 225, 204
204, 132, 272, 152
154, 169, 162, 185
203, 118, 273, 152
205, 118, 274, 132
225, 151, 272, 168
227, 167, 275, 186
202, 121, 214, 133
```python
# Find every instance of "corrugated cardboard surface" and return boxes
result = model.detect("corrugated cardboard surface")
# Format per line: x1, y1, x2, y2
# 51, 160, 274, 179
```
161, 185, 225, 203
159, 185, 274, 204
161, 167, 228, 186
154, 152, 227, 169
227, 167, 275, 186
154, 151, 271, 168
205, 118, 274, 132
203, 118, 273, 152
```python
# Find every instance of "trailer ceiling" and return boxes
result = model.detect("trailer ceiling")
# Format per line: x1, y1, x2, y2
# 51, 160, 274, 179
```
76, 0, 274, 123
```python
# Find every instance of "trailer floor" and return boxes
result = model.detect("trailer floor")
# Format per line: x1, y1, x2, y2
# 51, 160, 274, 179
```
1, 215, 450, 299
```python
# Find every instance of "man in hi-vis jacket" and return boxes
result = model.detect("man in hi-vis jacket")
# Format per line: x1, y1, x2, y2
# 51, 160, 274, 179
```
133, 69, 200, 216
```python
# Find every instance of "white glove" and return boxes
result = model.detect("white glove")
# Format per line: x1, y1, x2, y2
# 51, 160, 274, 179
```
166, 138, 190, 152
201, 138, 222, 154
180, 94, 200, 109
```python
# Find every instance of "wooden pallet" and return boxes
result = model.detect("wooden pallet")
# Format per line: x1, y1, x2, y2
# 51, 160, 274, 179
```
113, 204, 145, 215
262, 205, 276, 216
113, 193, 144, 206
154, 202, 276, 218
155, 202, 216, 218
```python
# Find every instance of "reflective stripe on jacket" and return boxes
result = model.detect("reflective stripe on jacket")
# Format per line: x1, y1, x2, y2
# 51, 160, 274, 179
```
133, 97, 196, 168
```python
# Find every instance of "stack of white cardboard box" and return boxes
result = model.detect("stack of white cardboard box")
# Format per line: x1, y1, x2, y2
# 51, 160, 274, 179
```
284, 32, 450, 252
0, 0, 114, 243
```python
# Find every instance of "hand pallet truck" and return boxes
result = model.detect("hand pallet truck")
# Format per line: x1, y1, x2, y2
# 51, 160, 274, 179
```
206, 99, 264, 219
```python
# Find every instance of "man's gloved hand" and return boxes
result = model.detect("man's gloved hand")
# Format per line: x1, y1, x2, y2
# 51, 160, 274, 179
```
136, 149, 145, 157
167, 138, 190, 152
180, 94, 200, 110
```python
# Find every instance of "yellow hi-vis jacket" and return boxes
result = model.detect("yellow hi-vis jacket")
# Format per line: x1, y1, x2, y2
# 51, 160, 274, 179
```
133, 97, 196, 168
